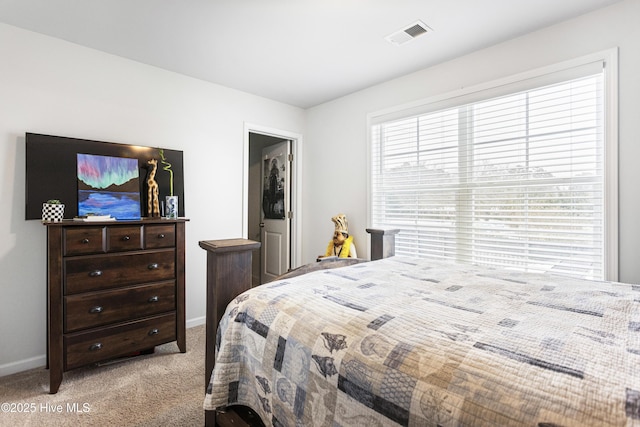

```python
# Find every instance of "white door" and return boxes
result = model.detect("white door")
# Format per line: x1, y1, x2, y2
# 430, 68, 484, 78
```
260, 140, 291, 283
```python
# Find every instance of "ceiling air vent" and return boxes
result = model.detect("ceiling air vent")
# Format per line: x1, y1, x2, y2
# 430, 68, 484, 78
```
385, 20, 432, 46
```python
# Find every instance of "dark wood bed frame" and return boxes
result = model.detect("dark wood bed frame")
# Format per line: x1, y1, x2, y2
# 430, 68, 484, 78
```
198, 228, 399, 427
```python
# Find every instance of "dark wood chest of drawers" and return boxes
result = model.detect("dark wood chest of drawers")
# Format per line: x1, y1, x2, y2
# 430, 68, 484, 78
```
45, 218, 188, 393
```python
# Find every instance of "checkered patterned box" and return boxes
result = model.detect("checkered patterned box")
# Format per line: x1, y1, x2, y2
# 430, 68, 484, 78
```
42, 203, 65, 222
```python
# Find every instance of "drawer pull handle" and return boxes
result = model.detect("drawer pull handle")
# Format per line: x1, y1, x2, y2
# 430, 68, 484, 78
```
148, 263, 159, 270
89, 306, 103, 314
158, 234, 165, 239
122, 235, 130, 241
148, 296, 159, 303
89, 270, 102, 277
148, 328, 159, 336
81, 238, 90, 244
89, 343, 103, 351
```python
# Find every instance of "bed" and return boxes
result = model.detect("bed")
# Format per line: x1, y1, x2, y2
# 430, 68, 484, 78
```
201, 236, 640, 426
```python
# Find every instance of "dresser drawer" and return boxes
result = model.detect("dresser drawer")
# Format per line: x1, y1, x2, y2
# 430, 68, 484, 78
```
145, 224, 175, 249
64, 227, 105, 255
107, 226, 143, 252
64, 313, 176, 370
64, 281, 176, 332
65, 249, 176, 294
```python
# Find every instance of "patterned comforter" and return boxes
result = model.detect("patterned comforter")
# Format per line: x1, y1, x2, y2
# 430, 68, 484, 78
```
204, 257, 640, 426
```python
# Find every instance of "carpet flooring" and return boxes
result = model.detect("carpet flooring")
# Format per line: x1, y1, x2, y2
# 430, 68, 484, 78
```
0, 324, 206, 426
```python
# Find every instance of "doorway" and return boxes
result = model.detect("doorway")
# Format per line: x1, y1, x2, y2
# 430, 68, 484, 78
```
244, 124, 302, 286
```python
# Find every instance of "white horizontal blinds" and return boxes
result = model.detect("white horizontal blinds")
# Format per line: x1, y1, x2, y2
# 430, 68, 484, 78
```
371, 109, 461, 260
371, 65, 605, 279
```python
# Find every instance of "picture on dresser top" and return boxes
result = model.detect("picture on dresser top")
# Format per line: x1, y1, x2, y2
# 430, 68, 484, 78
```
77, 153, 141, 220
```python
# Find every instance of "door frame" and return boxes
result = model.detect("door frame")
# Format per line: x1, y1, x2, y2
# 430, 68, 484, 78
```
242, 122, 303, 269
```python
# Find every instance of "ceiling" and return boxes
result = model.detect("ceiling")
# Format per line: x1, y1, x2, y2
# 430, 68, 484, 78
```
0, 0, 623, 108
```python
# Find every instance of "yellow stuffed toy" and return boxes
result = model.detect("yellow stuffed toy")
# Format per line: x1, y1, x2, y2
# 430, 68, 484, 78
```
320, 213, 357, 259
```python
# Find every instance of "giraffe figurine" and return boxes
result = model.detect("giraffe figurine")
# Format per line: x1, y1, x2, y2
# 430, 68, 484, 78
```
147, 159, 160, 217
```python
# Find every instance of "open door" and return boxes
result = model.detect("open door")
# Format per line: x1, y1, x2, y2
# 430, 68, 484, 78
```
260, 140, 291, 283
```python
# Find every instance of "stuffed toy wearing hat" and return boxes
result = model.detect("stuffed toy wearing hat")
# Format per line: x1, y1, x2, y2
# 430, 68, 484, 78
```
320, 213, 357, 259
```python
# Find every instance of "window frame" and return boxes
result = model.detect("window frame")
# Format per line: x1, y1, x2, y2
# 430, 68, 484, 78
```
367, 49, 619, 281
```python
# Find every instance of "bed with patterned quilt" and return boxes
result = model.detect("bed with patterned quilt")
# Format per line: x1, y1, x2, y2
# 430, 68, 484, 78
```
204, 256, 640, 426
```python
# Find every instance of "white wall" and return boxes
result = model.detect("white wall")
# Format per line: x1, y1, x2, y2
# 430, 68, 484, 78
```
303, 0, 640, 285
0, 23, 305, 375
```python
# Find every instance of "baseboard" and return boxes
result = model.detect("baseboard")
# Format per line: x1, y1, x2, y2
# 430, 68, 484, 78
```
186, 315, 206, 328
0, 354, 46, 377
1, 316, 207, 378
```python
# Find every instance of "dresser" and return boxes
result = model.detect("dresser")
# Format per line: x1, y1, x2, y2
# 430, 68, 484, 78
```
45, 218, 188, 393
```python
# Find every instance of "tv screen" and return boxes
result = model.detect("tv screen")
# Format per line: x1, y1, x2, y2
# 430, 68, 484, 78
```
25, 133, 185, 220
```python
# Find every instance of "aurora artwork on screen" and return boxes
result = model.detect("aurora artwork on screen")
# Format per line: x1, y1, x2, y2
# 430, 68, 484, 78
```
77, 153, 141, 219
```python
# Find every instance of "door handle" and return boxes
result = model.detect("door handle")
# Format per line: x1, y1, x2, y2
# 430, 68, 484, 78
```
259, 222, 265, 228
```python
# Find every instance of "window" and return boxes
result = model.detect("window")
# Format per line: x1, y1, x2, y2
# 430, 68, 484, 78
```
369, 53, 617, 280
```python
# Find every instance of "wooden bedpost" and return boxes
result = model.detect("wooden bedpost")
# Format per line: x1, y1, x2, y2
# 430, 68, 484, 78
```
199, 238, 261, 427
366, 228, 400, 260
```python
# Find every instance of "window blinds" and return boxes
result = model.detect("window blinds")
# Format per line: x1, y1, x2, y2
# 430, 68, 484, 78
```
371, 63, 606, 279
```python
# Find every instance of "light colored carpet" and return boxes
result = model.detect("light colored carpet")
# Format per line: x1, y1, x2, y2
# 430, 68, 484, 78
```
0, 324, 206, 426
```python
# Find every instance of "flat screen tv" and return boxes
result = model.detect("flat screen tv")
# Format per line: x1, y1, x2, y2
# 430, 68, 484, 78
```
25, 133, 185, 220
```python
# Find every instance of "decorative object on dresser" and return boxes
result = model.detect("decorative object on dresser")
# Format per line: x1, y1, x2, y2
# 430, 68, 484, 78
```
44, 218, 188, 393
165, 195, 179, 220
77, 153, 142, 220
42, 199, 65, 222
158, 148, 178, 219
146, 159, 160, 217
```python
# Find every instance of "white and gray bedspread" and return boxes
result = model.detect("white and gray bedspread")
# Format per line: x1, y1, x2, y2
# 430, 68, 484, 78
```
204, 256, 640, 426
